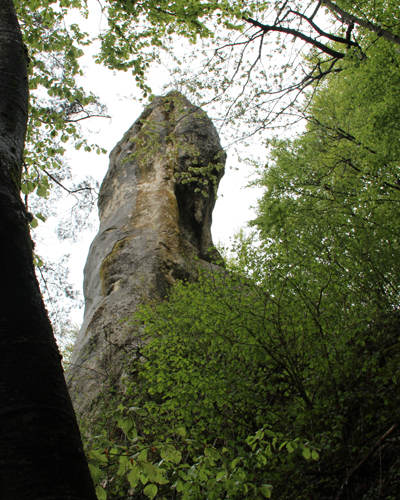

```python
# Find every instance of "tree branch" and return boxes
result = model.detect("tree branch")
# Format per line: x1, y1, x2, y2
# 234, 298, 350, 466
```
335, 424, 397, 500
243, 17, 346, 59
288, 9, 359, 47
42, 168, 95, 196
322, 0, 400, 47
309, 0, 322, 21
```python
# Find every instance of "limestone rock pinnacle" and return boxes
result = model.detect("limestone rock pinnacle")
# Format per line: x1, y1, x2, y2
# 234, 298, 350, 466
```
67, 92, 225, 415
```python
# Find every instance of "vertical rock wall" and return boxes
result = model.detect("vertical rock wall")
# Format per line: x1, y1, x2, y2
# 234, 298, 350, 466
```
67, 92, 225, 416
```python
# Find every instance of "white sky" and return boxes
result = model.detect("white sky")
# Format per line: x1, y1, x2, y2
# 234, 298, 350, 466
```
35, 1, 264, 325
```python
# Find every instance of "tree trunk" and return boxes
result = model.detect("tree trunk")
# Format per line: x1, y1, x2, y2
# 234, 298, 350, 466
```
0, 1, 97, 498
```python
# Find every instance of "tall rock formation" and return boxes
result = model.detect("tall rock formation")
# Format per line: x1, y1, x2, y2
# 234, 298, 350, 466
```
67, 92, 225, 416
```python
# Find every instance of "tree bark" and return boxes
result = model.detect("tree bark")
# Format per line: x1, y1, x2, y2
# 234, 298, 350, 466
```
0, 1, 97, 498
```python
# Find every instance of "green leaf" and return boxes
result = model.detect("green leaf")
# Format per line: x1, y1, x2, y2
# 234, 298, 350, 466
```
95, 485, 107, 500
117, 455, 129, 476
113, 409, 122, 421
141, 461, 158, 481
143, 483, 158, 499
128, 427, 138, 439
36, 185, 48, 197
154, 470, 169, 485
120, 416, 135, 436
30, 218, 38, 229
303, 447, 311, 460
312, 450, 320, 461
286, 442, 294, 453
89, 449, 108, 464
204, 447, 220, 460
259, 484, 273, 498
172, 449, 182, 464
129, 406, 147, 416
36, 213, 46, 222
216, 471, 226, 482
128, 464, 140, 486
89, 463, 102, 485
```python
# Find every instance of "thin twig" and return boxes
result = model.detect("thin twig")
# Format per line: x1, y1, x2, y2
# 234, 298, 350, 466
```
335, 424, 397, 500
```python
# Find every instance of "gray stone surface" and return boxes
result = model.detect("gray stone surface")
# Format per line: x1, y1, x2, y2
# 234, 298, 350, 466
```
67, 92, 225, 416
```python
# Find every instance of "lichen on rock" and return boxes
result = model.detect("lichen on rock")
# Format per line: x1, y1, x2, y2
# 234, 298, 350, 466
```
67, 92, 226, 416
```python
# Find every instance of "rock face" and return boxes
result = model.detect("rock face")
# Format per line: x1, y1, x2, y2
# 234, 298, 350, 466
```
67, 92, 225, 416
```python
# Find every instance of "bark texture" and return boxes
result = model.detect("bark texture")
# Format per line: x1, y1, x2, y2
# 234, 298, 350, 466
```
67, 92, 225, 417
0, 2, 97, 498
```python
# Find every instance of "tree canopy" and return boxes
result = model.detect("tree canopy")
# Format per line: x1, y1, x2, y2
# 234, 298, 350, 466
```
18, 0, 400, 211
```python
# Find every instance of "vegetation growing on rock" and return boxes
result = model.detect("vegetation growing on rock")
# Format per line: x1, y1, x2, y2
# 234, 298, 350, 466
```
83, 22, 400, 498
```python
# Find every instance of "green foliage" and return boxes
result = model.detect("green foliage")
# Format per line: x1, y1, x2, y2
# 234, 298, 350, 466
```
16, 0, 245, 234
16, 1, 108, 232
82, 8, 400, 497
17, 1, 400, 498
97, 0, 245, 92
86, 255, 399, 498
86, 397, 320, 499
